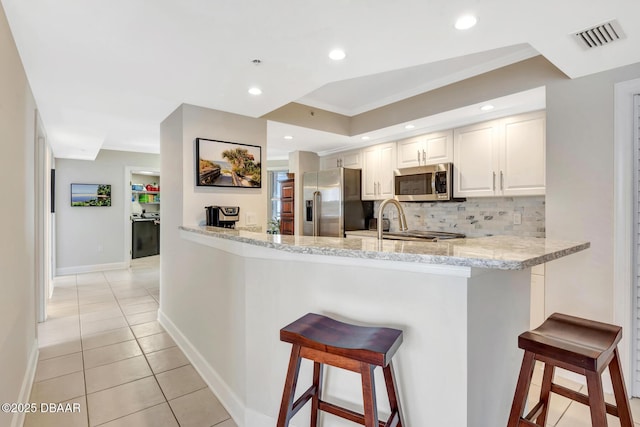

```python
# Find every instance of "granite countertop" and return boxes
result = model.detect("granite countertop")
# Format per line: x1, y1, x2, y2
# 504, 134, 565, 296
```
180, 225, 589, 270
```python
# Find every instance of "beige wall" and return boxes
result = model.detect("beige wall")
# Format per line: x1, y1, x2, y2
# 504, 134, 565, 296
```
159, 104, 267, 417
0, 3, 38, 426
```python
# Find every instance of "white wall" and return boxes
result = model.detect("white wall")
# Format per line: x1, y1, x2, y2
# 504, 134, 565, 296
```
0, 3, 39, 426
55, 149, 159, 273
159, 104, 267, 420
545, 63, 640, 322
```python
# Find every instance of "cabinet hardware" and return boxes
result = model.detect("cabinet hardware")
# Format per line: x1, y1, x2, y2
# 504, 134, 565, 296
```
500, 171, 504, 190
493, 171, 496, 191
422, 150, 426, 163
417, 150, 421, 164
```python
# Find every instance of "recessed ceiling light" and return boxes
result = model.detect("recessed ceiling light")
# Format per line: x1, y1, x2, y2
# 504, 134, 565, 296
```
404, 124, 415, 130
248, 87, 262, 95
329, 49, 346, 61
284, 135, 293, 140
455, 14, 477, 30
480, 104, 494, 111
361, 136, 370, 140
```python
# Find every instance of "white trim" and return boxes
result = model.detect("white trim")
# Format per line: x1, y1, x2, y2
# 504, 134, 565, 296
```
614, 77, 640, 395
11, 340, 39, 427
158, 310, 245, 427
56, 261, 127, 276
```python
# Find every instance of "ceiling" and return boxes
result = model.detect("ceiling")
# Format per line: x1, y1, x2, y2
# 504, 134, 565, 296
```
2, 0, 639, 160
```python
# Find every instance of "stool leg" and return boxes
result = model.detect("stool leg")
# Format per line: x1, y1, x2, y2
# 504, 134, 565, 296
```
360, 362, 379, 427
383, 361, 404, 427
507, 351, 536, 427
609, 348, 634, 427
536, 363, 555, 426
310, 362, 323, 427
278, 344, 303, 427
585, 370, 608, 427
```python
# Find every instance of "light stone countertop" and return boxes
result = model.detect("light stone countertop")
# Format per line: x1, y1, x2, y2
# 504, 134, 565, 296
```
180, 225, 589, 270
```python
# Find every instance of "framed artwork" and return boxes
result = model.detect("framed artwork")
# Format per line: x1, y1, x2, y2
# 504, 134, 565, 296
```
70, 183, 112, 207
196, 138, 262, 188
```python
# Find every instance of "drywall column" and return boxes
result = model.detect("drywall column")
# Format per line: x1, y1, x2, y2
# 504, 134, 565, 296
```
159, 103, 267, 425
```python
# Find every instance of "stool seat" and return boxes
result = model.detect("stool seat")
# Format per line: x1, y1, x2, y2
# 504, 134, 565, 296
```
507, 313, 634, 427
278, 313, 405, 427
280, 313, 403, 367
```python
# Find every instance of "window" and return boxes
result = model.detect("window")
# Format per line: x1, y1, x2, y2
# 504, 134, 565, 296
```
268, 170, 289, 222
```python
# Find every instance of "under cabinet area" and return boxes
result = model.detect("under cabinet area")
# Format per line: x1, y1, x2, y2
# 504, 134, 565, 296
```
362, 142, 395, 200
396, 130, 453, 168
320, 149, 362, 170
453, 110, 545, 198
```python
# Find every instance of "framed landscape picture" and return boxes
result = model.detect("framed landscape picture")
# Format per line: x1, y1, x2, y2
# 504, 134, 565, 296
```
71, 183, 111, 207
196, 138, 262, 188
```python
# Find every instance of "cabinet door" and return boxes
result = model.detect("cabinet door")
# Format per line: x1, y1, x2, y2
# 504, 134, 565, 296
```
378, 143, 396, 198
361, 146, 379, 200
320, 155, 340, 170
501, 111, 546, 196
453, 121, 500, 197
396, 136, 423, 168
341, 150, 362, 169
424, 130, 453, 165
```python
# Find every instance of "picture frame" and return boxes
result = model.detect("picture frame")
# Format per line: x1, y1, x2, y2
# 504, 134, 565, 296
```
195, 138, 262, 188
70, 183, 112, 207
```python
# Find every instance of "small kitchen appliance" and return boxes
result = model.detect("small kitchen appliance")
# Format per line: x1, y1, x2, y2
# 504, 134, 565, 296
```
394, 162, 461, 202
205, 206, 240, 228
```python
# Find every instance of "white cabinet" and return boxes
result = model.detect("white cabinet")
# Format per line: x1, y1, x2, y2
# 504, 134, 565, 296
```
453, 111, 545, 198
320, 149, 362, 170
396, 130, 453, 168
362, 142, 396, 200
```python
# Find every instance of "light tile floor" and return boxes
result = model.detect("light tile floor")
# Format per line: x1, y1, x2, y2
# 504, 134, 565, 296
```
27, 256, 640, 426
26, 256, 237, 427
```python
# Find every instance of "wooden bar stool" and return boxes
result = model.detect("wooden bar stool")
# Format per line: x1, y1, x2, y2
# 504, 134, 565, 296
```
277, 313, 405, 427
507, 313, 634, 427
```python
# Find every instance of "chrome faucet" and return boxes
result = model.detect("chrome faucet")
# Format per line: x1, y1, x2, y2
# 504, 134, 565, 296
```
377, 198, 408, 240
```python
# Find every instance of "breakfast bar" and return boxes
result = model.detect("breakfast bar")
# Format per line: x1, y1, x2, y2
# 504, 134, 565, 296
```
166, 226, 589, 427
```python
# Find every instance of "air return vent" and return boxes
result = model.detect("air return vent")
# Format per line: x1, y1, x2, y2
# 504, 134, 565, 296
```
574, 20, 625, 49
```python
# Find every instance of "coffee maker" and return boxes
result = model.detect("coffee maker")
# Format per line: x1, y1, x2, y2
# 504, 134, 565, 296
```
205, 206, 240, 228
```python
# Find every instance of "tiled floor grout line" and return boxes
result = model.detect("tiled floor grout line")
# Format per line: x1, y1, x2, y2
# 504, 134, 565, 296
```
74, 273, 92, 427
104, 270, 184, 427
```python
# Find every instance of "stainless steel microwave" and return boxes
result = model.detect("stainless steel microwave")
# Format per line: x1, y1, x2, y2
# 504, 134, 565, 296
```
394, 163, 454, 202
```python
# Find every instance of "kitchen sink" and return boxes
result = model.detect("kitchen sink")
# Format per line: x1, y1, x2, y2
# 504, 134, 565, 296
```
382, 230, 466, 242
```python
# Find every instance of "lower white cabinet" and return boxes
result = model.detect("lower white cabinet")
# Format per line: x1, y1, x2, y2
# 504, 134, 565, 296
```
530, 263, 545, 329
362, 143, 395, 200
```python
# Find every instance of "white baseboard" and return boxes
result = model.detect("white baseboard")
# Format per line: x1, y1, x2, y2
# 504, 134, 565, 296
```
11, 339, 39, 427
158, 310, 245, 427
56, 261, 127, 276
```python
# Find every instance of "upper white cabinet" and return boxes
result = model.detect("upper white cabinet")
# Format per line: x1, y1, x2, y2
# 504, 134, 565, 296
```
396, 130, 453, 168
453, 111, 546, 198
362, 142, 396, 200
320, 149, 362, 170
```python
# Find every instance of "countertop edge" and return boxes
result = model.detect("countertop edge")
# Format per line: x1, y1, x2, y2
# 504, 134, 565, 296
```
179, 225, 590, 271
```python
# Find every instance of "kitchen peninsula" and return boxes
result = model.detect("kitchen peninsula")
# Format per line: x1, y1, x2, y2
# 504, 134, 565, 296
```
167, 225, 589, 427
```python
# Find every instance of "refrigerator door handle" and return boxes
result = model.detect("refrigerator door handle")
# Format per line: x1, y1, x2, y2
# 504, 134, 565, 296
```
313, 191, 321, 236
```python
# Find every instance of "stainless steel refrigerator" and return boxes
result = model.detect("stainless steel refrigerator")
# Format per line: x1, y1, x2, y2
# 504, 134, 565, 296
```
303, 168, 373, 237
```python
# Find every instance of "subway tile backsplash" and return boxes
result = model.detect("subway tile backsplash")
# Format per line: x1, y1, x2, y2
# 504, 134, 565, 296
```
375, 196, 545, 238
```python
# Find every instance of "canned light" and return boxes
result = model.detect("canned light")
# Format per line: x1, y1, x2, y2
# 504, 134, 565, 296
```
455, 15, 477, 30
248, 87, 262, 95
329, 49, 346, 61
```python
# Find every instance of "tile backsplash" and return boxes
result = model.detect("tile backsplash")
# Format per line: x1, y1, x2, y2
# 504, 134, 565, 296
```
375, 196, 545, 238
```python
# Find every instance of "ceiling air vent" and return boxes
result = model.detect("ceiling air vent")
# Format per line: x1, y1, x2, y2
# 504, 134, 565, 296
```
574, 19, 625, 49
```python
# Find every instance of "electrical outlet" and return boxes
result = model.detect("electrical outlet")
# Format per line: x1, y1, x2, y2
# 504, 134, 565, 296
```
246, 212, 256, 226
97, 244, 103, 252
513, 212, 522, 225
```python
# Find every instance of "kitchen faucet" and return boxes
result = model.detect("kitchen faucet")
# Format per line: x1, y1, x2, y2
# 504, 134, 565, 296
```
377, 198, 408, 240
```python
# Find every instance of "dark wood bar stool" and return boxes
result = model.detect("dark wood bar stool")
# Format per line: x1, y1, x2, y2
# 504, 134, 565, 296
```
507, 313, 634, 427
277, 313, 404, 427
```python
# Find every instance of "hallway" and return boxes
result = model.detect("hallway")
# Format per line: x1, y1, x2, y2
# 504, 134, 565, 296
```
27, 257, 236, 427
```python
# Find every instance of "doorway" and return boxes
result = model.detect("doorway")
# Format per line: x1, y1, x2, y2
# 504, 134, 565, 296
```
124, 167, 160, 267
